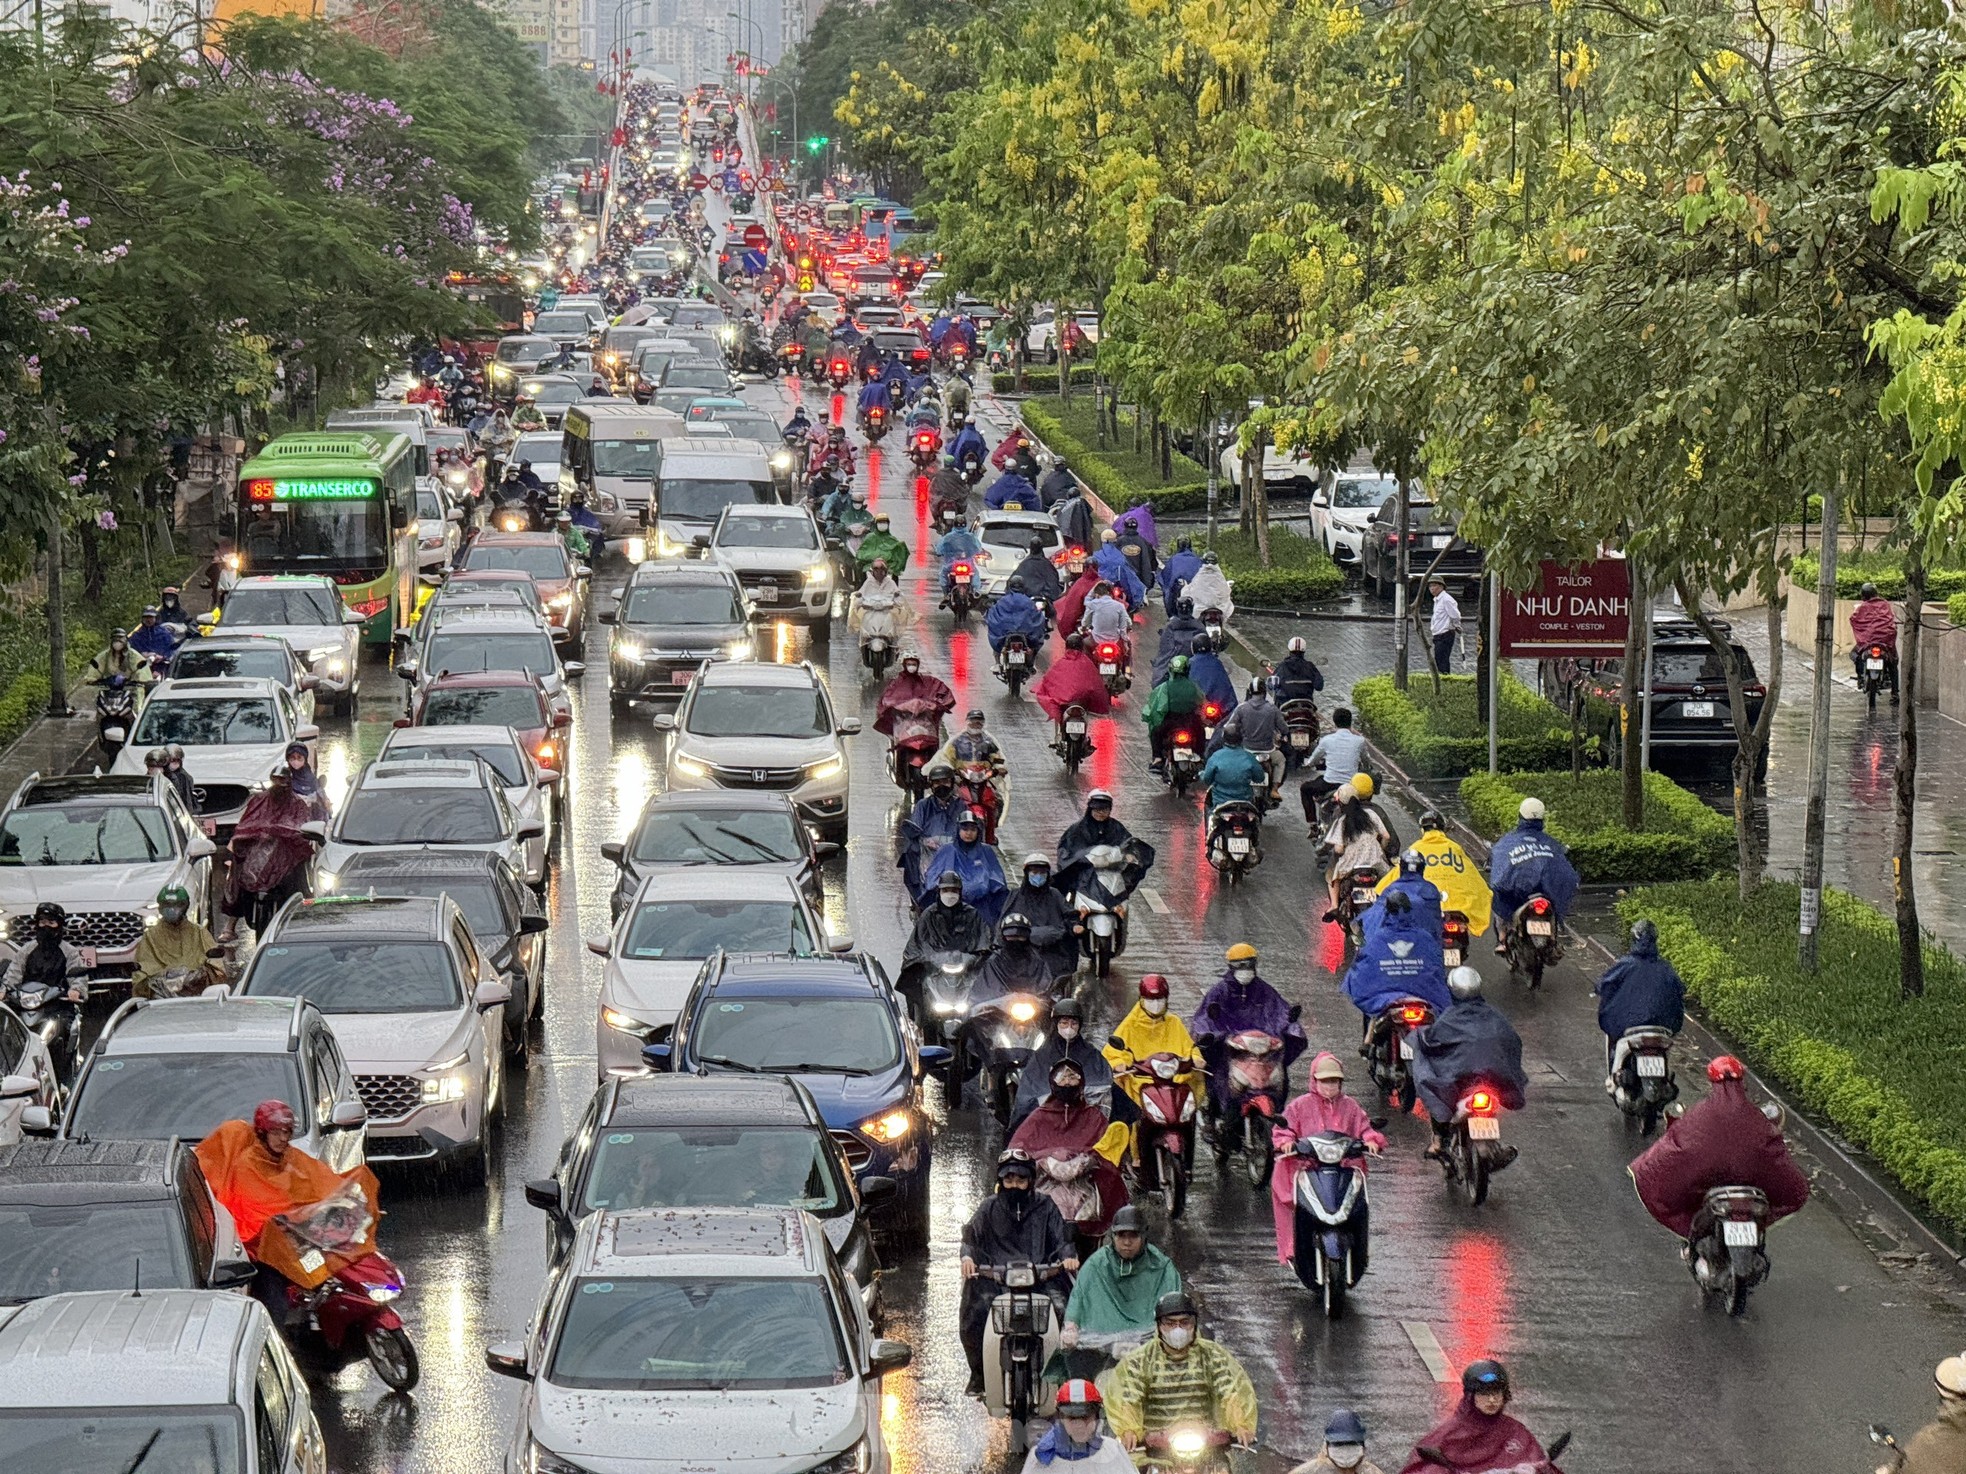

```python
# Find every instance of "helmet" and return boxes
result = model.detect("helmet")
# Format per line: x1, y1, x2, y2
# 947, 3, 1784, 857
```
1287, 636, 1306, 653
155, 885, 191, 908
1519, 797, 1546, 821
1175, 596, 1193, 618
1630, 918, 1658, 950
1154, 1290, 1198, 1322
1225, 942, 1257, 963
1169, 655, 1190, 676
999, 912, 1032, 942
1447, 966, 1483, 1000
110, 627, 128, 642
1937, 1355, 1966, 1399
1246, 677, 1265, 698
1201, 550, 1219, 565
1028, 537, 1046, 555
1177, 535, 1193, 552
1311, 1051, 1345, 1082
144, 746, 168, 768
1110, 1204, 1147, 1235
1399, 848, 1426, 880
1049, 1057, 1085, 1086
166, 745, 186, 764
1861, 581, 1879, 600
1222, 724, 1244, 746
269, 765, 290, 783
1101, 528, 1116, 543
1053, 997, 1083, 1022
870, 557, 889, 573
926, 761, 956, 782
1351, 773, 1376, 800
1055, 1378, 1103, 1416
936, 871, 964, 892
956, 808, 981, 828
1023, 851, 1050, 870
140, 605, 160, 619
995, 1147, 1035, 1183
1087, 788, 1113, 807
1324, 1410, 1367, 1444
1462, 1360, 1509, 1398
1139, 974, 1170, 1001
253, 1099, 297, 1135
1707, 1054, 1746, 1083
1419, 807, 1445, 831
32, 901, 65, 926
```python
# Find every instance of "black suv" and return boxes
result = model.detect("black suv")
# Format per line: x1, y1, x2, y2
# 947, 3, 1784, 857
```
599, 560, 752, 713
1358, 493, 1485, 596
0, 1138, 255, 1304
1543, 618, 1767, 774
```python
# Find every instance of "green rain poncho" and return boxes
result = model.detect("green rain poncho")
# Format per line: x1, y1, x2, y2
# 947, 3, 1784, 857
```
1063, 1242, 1182, 1334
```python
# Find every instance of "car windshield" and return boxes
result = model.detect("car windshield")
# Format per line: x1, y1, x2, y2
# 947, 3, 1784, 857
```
247, 940, 463, 1012
424, 631, 559, 679
69, 1054, 303, 1143
169, 646, 292, 683
338, 787, 502, 844
580, 1127, 843, 1216
694, 997, 901, 1073
0, 1200, 196, 1303
223, 587, 341, 626
685, 684, 827, 739
621, 899, 815, 960
621, 585, 742, 624
0, 1409, 244, 1473
1331, 476, 1395, 509
984, 520, 1057, 548
497, 338, 547, 363
633, 808, 802, 865
419, 687, 546, 732
131, 698, 278, 747
348, 876, 507, 936
515, 435, 562, 462
415, 489, 446, 521
389, 739, 526, 785
0, 804, 175, 865
719, 514, 817, 551
463, 544, 570, 580
593, 438, 660, 479
660, 478, 774, 521
550, 1277, 845, 1390
428, 430, 469, 458
661, 364, 728, 389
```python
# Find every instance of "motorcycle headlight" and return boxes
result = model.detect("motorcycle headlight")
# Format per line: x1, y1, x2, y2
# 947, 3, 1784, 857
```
1168, 1430, 1209, 1458
366, 1282, 403, 1303
771, 450, 795, 471
859, 1110, 912, 1144
1008, 999, 1037, 1024
804, 1439, 873, 1474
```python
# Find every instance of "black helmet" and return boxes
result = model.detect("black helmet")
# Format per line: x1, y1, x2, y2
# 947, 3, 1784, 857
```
1175, 596, 1193, 618
1462, 1359, 1509, 1398
995, 1147, 1035, 1183
1631, 917, 1658, 950
1028, 537, 1046, 555
33, 901, 65, 926
1053, 996, 1084, 1021
1110, 1204, 1147, 1235
1176, 535, 1193, 552
999, 912, 1032, 943
1154, 1290, 1198, 1322
1861, 581, 1879, 600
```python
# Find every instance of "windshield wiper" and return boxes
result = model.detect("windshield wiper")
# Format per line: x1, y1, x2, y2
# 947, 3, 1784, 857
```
116, 1428, 163, 1474
762, 1062, 874, 1076
694, 1053, 764, 1074
709, 824, 788, 860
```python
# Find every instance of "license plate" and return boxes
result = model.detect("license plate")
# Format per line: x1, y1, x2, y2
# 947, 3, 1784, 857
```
1526, 919, 1554, 937
1099, 663, 1116, 676
1291, 732, 1311, 748
1467, 1116, 1501, 1141
758, 583, 778, 602
1227, 837, 1250, 856
671, 671, 693, 686
1065, 721, 1085, 736
1429, 534, 1449, 548
1398, 1038, 1414, 1060
1682, 701, 1715, 718
1007, 651, 1027, 665
1636, 1054, 1668, 1078
1351, 888, 1374, 908
1444, 948, 1462, 967
78, 946, 97, 968
955, 572, 972, 584
1722, 1219, 1759, 1247
1866, 658, 1884, 672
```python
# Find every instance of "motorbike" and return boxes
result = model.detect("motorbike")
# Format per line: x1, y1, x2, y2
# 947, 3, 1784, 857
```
277, 1246, 420, 1390
908, 949, 985, 1081
1092, 639, 1130, 696
1441, 909, 1471, 969
1111, 1045, 1200, 1217
1207, 800, 1263, 884
1211, 1028, 1289, 1188
1504, 894, 1563, 989
1056, 704, 1091, 775
1199, 605, 1228, 645
1414, 1430, 1571, 1472
946, 558, 979, 621
858, 617, 898, 683
8, 978, 83, 1086
1072, 843, 1135, 978
777, 341, 807, 375
490, 493, 540, 534
1279, 699, 1320, 771
1335, 867, 1384, 944
909, 426, 943, 472
1611, 1026, 1678, 1135
884, 702, 944, 800
1289, 1128, 1381, 1319
95, 677, 138, 757
1365, 998, 1434, 1112
1031, 1150, 1118, 1256
955, 761, 1004, 845
1164, 723, 1203, 797
1861, 642, 1896, 711
957, 452, 986, 488
997, 634, 1034, 698
965, 990, 1051, 1125
975, 1260, 1067, 1453
1436, 1080, 1514, 1206
827, 355, 853, 390
861, 404, 890, 443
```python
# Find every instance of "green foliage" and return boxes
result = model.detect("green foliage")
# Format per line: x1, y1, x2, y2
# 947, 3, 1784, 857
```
1019, 399, 1207, 516
1791, 548, 1966, 602
992, 370, 1061, 394
1352, 673, 1581, 779
1948, 592, 1966, 628
1621, 881, 1966, 1234
1204, 529, 1345, 607
1460, 770, 1733, 883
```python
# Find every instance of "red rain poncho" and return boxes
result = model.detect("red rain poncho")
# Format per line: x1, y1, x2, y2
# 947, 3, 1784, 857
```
1628, 1077, 1809, 1239
1398, 1394, 1557, 1474
1032, 650, 1112, 723
1850, 596, 1898, 651
1053, 569, 1102, 641
874, 670, 955, 735
222, 785, 316, 907
1008, 1097, 1128, 1237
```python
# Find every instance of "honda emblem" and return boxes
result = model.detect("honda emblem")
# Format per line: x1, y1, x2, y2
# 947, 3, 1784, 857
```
753, 769, 768, 784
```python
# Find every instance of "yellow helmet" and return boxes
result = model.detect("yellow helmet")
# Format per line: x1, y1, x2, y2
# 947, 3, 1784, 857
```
1225, 942, 1258, 963
1351, 773, 1376, 799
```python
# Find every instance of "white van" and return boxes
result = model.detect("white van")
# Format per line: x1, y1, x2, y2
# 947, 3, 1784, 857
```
645, 437, 780, 559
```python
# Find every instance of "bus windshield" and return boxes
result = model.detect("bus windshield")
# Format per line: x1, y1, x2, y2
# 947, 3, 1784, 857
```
237, 496, 388, 572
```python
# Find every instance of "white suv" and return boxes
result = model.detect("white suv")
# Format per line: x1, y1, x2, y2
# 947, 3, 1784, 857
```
706, 503, 833, 628
110, 677, 318, 833
315, 758, 543, 887
210, 574, 365, 714
487, 1208, 910, 1474
657, 661, 858, 845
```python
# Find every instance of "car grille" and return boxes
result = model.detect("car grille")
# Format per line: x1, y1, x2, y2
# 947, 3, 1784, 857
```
364, 1135, 438, 1160
355, 1074, 423, 1123
831, 1130, 872, 1173
735, 571, 802, 606
706, 762, 805, 791
6, 911, 145, 952
187, 783, 251, 818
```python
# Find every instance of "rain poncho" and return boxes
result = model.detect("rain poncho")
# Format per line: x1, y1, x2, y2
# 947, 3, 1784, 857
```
1115, 506, 1159, 548
1063, 1241, 1181, 1335
196, 1120, 383, 1289
223, 785, 316, 912
1158, 548, 1202, 614
1343, 903, 1452, 1016
1009, 553, 1065, 603
1053, 570, 1102, 638
1359, 875, 1445, 945
1153, 616, 1206, 683
1089, 548, 1146, 609
132, 918, 218, 999
1191, 968, 1308, 1106
987, 591, 1049, 653
1596, 929, 1686, 1040
1011, 1034, 1116, 1131
1489, 817, 1581, 918
1270, 1077, 1388, 1262
1142, 673, 1203, 731
1851, 595, 1898, 650
949, 424, 989, 467
1009, 1097, 1129, 1235
985, 471, 1041, 511
1183, 564, 1236, 622
1188, 648, 1238, 717
1032, 650, 1111, 723
898, 789, 969, 895
1078, 592, 1131, 645
976, 934, 1059, 999
1055, 805, 1155, 897
1025, 1425, 1135, 1474
1374, 830, 1492, 935
849, 575, 914, 637
960, 1187, 1072, 1277
1003, 877, 1080, 980
856, 379, 889, 415
918, 834, 1010, 927
1107, 1338, 1259, 1447
1104, 1003, 1200, 1072
1037, 464, 1078, 509
1409, 998, 1528, 1124
901, 895, 992, 968
1055, 494, 1095, 552
1629, 1077, 1809, 1238
1397, 1394, 1554, 1474
929, 465, 970, 512
855, 528, 910, 580
991, 428, 1035, 470
874, 670, 955, 735
933, 526, 984, 580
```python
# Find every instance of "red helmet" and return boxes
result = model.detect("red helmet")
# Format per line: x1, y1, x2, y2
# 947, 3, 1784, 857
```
1055, 1378, 1102, 1413
1139, 974, 1170, 1001
1706, 1055, 1746, 1084
253, 1099, 297, 1135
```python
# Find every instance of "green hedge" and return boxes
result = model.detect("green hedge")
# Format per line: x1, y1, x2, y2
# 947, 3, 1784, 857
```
1791, 548, 1966, 602
1353, 671, 1582, 778
1020, 398, 1209, 518
992, 369, 1062, 394
1948, 592, 1966, 628
1204, 528, 1346, 606
1620, 880, 1966, 1234
1460, 769, 1733, 882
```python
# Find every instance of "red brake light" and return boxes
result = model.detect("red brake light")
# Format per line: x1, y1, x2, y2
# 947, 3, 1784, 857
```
1173, 730, 1192, 744
1203, 702, 1221, 720
1098, 643, 1118, 659
953, 562, 972, 576
1530, 897, 1552, 915
1871, 645, 1885, 657
1468, 1090, 1496, 1114
1398, 1004, 1429, 1025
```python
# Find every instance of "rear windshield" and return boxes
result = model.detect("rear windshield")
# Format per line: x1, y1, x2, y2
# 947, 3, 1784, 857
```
425, 631, 559, 679
463, 544, 571, 580
1652, 645, 1755, 686
621, 899, 815, 961
686, 684, 828, 739
632, 807, 802, 865
339, 787, 503, 845
497, 338, 547, 363
419, 687, 546, 732
169, 646, 291, 684
621, 584, 743, 625
247, 940, 463, 1013
389, 739, 526, 785
69, 1053, 303, 1143
550, 1277, 845, 1391
580, 1126, 843, 1216
0, 1198, 196, 1303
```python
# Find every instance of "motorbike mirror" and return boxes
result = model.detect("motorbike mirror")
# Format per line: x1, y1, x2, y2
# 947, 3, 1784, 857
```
330, 1100, 368, 1129
918, 1044, 954, 1069
1869, 1425, 1896, 1446
1546, 1432, 1573, 1461
1369, 1116, 1388, 1130
18, 1104, 53, 1137
1288, 1003, 1303, 1021
0, 1073, 37, 1101
206, 945, 230, 960
484, 1342, 530, 1380
523, 1178, 562, 1212
474, 979, 513, 1011
209, 1257, 257, 1291
865, 1338, 912, 1379
1107, 1034, 1128, 1052
858, 1175, 897, 1209
1413, 1448, 1448, 1468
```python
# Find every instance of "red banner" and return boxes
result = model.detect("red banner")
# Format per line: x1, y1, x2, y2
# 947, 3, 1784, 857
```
1497, 558, 1631, 657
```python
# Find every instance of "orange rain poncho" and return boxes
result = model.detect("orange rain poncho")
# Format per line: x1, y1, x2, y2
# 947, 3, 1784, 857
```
196, 1119, 382, 1289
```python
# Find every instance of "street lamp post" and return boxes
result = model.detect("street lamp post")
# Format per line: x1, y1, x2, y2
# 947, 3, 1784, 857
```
725, 8, 765, 111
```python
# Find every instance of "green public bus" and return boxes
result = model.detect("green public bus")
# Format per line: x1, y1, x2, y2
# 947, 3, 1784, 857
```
233, 431, 418, 646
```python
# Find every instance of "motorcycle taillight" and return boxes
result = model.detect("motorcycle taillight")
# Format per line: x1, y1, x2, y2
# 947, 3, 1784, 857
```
1529, 897, 1551, 915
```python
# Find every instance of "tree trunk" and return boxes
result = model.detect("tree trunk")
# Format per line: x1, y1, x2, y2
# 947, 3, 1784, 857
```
1131, 403, 1141, 454
1248, 450, 1272, 567
1799, 472, 1840, 971
1895, 541, 1926, 999
1620, 563, 1645, 828
1013, 336, 1027, 394
1158, 422, 1171, 481
1094, 375, 1106, 450
1392, 472, 1412, 691
1677, 577, 1783, 898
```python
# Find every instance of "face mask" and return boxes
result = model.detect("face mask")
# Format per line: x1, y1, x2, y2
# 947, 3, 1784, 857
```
1025, 870, 1048, 889
1160, 1324, 1194, 1351
1000, 1182, 1032, 1206
1233, 966, 1256, 985
36, 925, 61, 941
1055, 1022, 1080, 1043
1143, 998, 1168, 1018
932, 783, 954, 798
1326, 1445, 1365, 1470
939, 891, 961, 908
161, 906, 188, 925
1316, 1079, 1342, 1101
1051, 1084, 1084, 1107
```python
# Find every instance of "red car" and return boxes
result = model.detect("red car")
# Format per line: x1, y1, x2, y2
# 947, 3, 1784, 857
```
401, 669, 571, 798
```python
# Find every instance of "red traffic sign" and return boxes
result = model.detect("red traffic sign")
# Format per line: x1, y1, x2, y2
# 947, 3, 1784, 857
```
742, 223, 768, 249
688, 172, 709, 192
1498, 558, 1631, 658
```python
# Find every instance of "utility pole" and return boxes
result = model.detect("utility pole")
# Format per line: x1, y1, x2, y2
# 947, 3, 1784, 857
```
1393, 467, 1412, 689
1799, 473, 1840, 969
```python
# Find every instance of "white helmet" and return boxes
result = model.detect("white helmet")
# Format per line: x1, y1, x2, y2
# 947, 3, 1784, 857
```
1448, 966, 1483, 1001
1287, 636, 1305, 653
1519, 797, 1546, 822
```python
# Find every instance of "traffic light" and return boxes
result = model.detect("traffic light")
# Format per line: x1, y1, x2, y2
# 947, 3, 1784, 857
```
805, 135, 829, 155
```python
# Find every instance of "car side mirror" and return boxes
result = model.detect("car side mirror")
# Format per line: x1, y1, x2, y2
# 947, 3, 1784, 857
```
561, 661, 585, 677
392, 716, 412, 729
19, 1104, 53, 1136
0, 1073, 38, 1101
185, 835, 218, 861
197, 610, 220, 628
576, 565, 593, 580
600, 841, 625, 865
553, 709, 573, 727
812, 841, 842, 859
524, 1178, 563, 1212
536, 771, 559, 788
827, 932, 855, 954
210, 1256, 257, 1290
651, 713, 677, 731
294, 725, 320, 743
918, 1044, 953, 1069
484, 1341, 530, 1379
598, 609, 617, 625
330, 1100, 367, 1129
397, 662, 419, 681
300, 820, 328, 843
837, 718, 861, 736
343, 609, 368, 625
866, 1339, 912, 1379
641, 1041, 673, 1069
1311, 491, 1329, 507
297, 674, 319, 692
517, 820, 545, 841
585, 935, 611, 957
858, 1175, 897, 1209
474, 979, 513, 1011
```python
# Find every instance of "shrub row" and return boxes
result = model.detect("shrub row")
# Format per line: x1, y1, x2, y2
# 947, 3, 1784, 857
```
1620, 880, 1966, 1235
1459, 769, 1733, 883
1203, 528, 1347, 607
1791, 549, 1966, 602
1019, 399, 1209, 521
1352, 671, 1581, 778
1947, 591, 1966, 628
992, 369, 1062, 394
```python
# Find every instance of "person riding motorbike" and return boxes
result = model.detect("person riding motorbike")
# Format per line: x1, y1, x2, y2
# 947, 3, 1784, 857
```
1197, 724, 1268, 853
1115, 515, 1158, 582
1292, 1409, 1385, 1474
929, 457, 971, 518
555, 510, 590, 561
986, 467, 1042, 512
1158, 536, 1202, 616
1272, 636, 1326, 705
1106, 1291, 1260, 1455
899, 763, 968, 897
1001, 852, 1082, 990
567, 489, 605, 557
987, 579, 1050, 659
855, 374, 892, 429
1399, 1361, 1559, 1474
1182, 550, 1236, 626
1008, 1058, 1130, 1243
217, 765, 319, 943
1153, 599, 1206, 685
1271, 1053, 1387, 1265
931, 709, 1008, 840
1010, 538, 1066, 604
1023, 1379, 1136, 1474
88, 628, 156, 687
949, 419, 989, 472
1055, 790, 1156, 899
898, 870, 993, 1021
1191, 944, 1308, 1122
1031, 633, 1113, 734
1371, 809, 1491, 935
2, 901, 88, 1007
933, 517, 986, 604
1343, 889, 1453, 1045
1105, 974, 1203, 1175
1059, 1205, 1181, 1362
1850, 580, 1900, 698
991, 426, 1037, 472
1053, 561, 1104, 640
1212, 679, 1282, 798
128, 606, 180, 666
1361, 849, 1446, 943
161, 744, 197, 811
849, 557, 913, 647
1038, 458, 1079, 510
1090, 532, 1148, 611
132, 884, 221, 999
510, 457, 546, 499
960, 1149, 1077, 1395
1186, 633, 1239, 723
976, 911, 1059, 997
1489, 798, 1581, 944
1302, 706, 1366, 826
156, 586, 192, 633
1077, 581, 1132, 659
1597, 918, 1686, 1091
1011, 997, 1116, 1132
855, 513, 910, 583
807, 424, 858, 487
1144, 654, 1205, 777
1320, 785, 1393, 918
875, 653, 956, 739
919, 810, 1010, 927
1409, 968, 1528, 1164
1628, 1054, 1809, 1258
782, 405, 814, 442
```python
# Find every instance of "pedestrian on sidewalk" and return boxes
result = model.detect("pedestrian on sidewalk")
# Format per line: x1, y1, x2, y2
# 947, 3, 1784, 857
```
1427, 577, 1461, 673
1896, 1352, 1966, 1474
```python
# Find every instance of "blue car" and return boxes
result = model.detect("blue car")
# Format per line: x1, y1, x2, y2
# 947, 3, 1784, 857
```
646, 953, 947, 1249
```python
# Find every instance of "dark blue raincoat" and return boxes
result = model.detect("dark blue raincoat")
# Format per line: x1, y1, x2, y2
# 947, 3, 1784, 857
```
898, 790, 967, 896
1090, 548, 1147, 609
1343, 905, 1452, 1017
1359, 875, 1445, 945
984, 471, 1040, 511
1152, 616, 1206, 683
1158, 549, 1202, 614
1188, 649, 1238, 719
1489, 818, 1581, 919
1596, 931, 1687, 1039
1190, 969, 1307, 1112
1409, 998, 1528, 1123
917, 835, 1010, 927
986, 592, 1048, 654
949, 425, 989, 467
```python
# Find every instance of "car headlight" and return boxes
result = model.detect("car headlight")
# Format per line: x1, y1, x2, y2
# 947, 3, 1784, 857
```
724, 639, 754, 660
859, 1110, 912, 1144
602, 1006, 657, 1038
421, 1070, 470, 1103
655, 531, 686, 557
490, 364, 510, 380
805, 561, 831, 588
547, 591, 574, 609
524, 1438, 589, 1474
321, 657, 346, 676
806, 757, 843, 781
673, 755, 709, 779
615, 640, 644, 662
805, 1438, 873, 1474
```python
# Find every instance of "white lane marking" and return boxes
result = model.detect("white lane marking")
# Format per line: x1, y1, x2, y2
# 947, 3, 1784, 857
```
1140, 887, 1170, 914
1403, 1321, 1454, 1382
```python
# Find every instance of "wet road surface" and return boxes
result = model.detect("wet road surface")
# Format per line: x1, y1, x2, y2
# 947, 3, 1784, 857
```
286, 360, 1966, 1474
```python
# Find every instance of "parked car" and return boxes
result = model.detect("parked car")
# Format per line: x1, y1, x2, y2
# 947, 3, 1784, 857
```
206, 575, 363, 714
110, 679, 318, 834
377, 723, 557, 877
1026, 307, 1101, 361
1307, 468, 1401, 567
1355, 492, 1484, 597
601, 560, 754, 713
601, 790, 831, 920
315, 758, 544, 889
